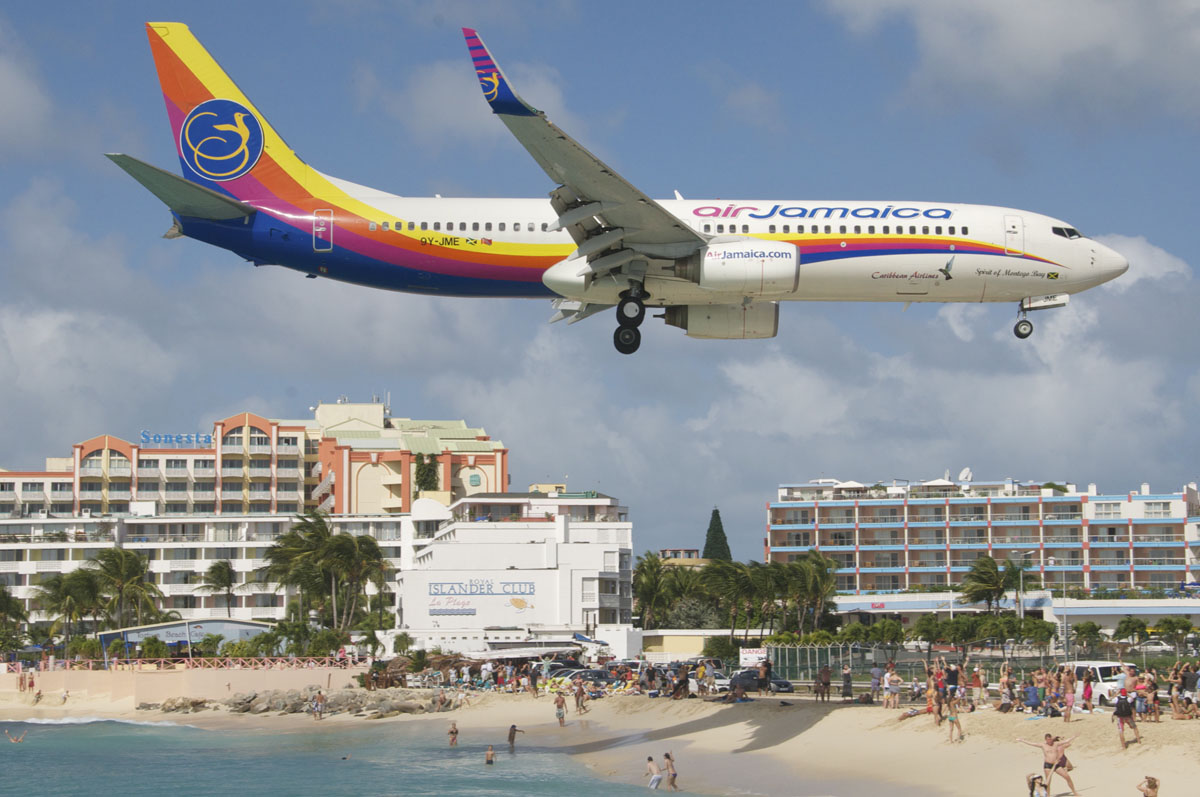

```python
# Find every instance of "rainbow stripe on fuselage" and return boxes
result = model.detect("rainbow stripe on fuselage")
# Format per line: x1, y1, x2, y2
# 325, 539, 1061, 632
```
144, 23, 1065, 302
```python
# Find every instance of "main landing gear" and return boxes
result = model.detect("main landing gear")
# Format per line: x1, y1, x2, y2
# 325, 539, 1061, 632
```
613, 286, 647, 355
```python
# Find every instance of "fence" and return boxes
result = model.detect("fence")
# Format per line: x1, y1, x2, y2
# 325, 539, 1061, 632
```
10, 656, 357, 672
765, 642, 1070, 684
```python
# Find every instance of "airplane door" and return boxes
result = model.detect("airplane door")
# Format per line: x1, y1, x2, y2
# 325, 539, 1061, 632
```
1004, 215, 1024, 255
313, 209, 333, 252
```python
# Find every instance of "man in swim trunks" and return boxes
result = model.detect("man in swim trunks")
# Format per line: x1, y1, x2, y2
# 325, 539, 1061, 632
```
1016, 733, 1079, 796
645, 755, 663, 789
554, 692, 567, 727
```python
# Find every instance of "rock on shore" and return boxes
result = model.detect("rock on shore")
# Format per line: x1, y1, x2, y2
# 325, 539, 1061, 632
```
145, 686, 440, 719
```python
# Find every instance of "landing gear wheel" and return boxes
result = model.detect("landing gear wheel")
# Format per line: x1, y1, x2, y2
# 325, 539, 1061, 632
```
614, 325, 641, 355
616, 296, 645, 327
1014, 319, 1034, 339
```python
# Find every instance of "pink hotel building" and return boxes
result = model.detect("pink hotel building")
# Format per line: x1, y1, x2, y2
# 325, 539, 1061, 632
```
766, 478, 1200, 594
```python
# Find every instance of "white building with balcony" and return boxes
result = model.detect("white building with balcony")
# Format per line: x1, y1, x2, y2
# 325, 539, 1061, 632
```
766, 477, 1200, 594
390, 490, 636, 657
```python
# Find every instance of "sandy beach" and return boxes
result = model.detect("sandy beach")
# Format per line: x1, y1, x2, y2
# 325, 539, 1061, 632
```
4, 684, 1199, 795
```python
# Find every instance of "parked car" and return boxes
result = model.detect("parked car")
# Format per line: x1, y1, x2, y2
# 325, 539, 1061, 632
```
1133, 640, 1175, 654
721, 669, 794, 694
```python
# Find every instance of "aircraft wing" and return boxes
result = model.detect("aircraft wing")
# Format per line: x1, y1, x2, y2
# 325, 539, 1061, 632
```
463, 28, 706, 290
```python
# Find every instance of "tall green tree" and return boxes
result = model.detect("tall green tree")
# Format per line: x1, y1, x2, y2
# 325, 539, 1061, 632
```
1156, 616, 1193, 654
960, 556, 1006, 614
1114, 616, 1149, 645
84, 547, 164, 628
1071, 621, 1105, 655
632, 552, 670, 630
195, 560, 239, 618
701, 560, 754, 639
0, 583, 28, 632
33, 569, 105, 640
702, 508, 732, 561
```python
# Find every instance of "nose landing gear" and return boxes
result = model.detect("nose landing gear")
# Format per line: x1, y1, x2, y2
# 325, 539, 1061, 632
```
613, 285, 647, 355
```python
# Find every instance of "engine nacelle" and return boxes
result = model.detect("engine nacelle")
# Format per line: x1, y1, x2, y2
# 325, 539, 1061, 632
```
679, 237, 799, 296
663, 302, 779, 339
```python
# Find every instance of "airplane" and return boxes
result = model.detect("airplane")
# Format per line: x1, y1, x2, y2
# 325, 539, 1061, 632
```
110, 23, 1129, 355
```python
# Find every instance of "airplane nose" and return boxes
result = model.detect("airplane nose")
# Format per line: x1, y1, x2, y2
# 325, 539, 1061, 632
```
1095, 243, 1129, 284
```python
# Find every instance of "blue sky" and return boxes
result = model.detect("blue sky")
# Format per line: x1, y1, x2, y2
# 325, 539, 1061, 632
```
0, 1, 1196, 559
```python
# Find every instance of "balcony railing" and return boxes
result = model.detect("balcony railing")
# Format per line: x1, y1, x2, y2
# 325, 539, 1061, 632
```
1133, 535, 1181, 543
1090, 557, 1130, 566
993, 514, 1035, 522
78, 466, 103, 477
277, 445, 300, 456
109, 464, 132, 476
1044, 513, 1082, 521
910, 537, 946, 545
1089, 536, 1130, 544
137, 466, 161, 477
194, 466, 216, 477
1133, 557, 1186, 566
221, 467, 244, 478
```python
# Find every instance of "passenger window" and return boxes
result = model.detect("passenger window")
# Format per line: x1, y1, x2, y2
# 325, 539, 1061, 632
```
527, 222, 535, 232
716, 224, 724, 233
420, 222, 427, 230
498, 223, 505, 232
962, 226, 969, 235
769, 225, 776, 233
868, 225, 875, 234
433, 222, 440, 231
782, 225, 790, 234
369, 222, 377, 231
839, 225, 846, 234
909, 226, 916, 234
703, 224, 711, 233
824, 225, 831, 234
381, 222, 389, 231
542, 223, 549, 232
883, 225, 889, 234
949, 226, 955, 235
853, 225, 861, 234
922, 226, 929, 235
473, 222, 480, 232
484, 222, 492, 232
407, 221, 415, 231
935, 226, 942, 235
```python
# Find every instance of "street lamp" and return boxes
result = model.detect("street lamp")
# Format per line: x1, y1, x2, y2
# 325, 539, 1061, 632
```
1010, 549, 1037, 620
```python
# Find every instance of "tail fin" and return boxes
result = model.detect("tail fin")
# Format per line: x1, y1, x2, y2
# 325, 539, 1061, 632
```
145, 22, 312, 201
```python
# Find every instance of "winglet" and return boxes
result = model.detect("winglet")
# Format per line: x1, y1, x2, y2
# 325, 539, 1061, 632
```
462, 28, 538, 117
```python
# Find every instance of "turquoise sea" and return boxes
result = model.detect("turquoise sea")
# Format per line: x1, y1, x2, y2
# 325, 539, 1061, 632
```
0, 718, 643, 797
0, 717, 927, 796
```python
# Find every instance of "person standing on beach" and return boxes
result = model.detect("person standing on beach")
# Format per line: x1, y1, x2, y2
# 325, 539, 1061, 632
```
507, 724, 524, 751
1136, 776, 1159, 796
1112, 689, 1142, 749
946, 693, 964, 743
841, 665, 853, 702
818, 665, 831, 702
645, 755, 663, 789
663, 751, 679, 792
313, 691, 325, 720
554, 692, 567, 727
870, 664, 883, 702
1016, 733, 1079, 797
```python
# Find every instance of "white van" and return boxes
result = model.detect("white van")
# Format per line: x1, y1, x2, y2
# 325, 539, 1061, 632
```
1067, 661, 1127, 706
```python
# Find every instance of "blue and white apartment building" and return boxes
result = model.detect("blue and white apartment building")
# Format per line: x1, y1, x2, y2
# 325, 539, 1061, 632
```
766, 478, 1200, 594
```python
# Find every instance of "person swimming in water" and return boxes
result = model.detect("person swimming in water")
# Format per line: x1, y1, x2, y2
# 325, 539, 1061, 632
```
5, 729, 27, 743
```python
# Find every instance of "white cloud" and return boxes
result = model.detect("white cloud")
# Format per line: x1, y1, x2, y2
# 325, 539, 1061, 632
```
825, 0, 1200, 121
356, 58, 590, 154
0, 18, 53, 155
1094, 234, 1191, 293
938, 303, 987, 342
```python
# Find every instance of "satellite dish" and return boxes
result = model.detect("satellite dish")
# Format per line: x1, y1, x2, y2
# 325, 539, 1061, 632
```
957, 467, 972, 482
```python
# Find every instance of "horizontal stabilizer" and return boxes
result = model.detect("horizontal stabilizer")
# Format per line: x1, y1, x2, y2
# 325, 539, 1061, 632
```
106, 153, 256, 220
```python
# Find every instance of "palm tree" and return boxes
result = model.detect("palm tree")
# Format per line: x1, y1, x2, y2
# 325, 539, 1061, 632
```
33, 569, 106, 640
0, 583, 28, 631
632, 552, 670, 630
85, 547, 164, 628
33, 573, 81, 640
195, 560, 239, 618
701, 560, 754, 639
1002, 558, 1041, 614
326, 533, 387, 631
662, 565, 705, 605
960, 556, 1006, 613
798, 551, 838, 634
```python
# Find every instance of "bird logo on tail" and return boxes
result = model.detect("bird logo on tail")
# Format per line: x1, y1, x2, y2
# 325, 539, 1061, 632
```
180, 98, 264, 181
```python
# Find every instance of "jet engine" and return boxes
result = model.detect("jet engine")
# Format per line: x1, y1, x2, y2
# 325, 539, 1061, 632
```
675, 237, 800, 296
663, 302, 779, 339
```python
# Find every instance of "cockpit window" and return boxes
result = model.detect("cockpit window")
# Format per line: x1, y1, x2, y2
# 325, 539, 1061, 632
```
1052, 226, 1084, 239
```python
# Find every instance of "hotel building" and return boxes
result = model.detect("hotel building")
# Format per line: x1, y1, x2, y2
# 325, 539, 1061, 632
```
0, 403, 632, 648
766, 478, 1200, 594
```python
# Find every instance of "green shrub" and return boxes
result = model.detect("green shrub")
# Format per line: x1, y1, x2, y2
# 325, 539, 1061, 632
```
107, 637, 128, 660
140, 635, 170, 659
701, 636, 739, 664
66, 637, 102, 659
